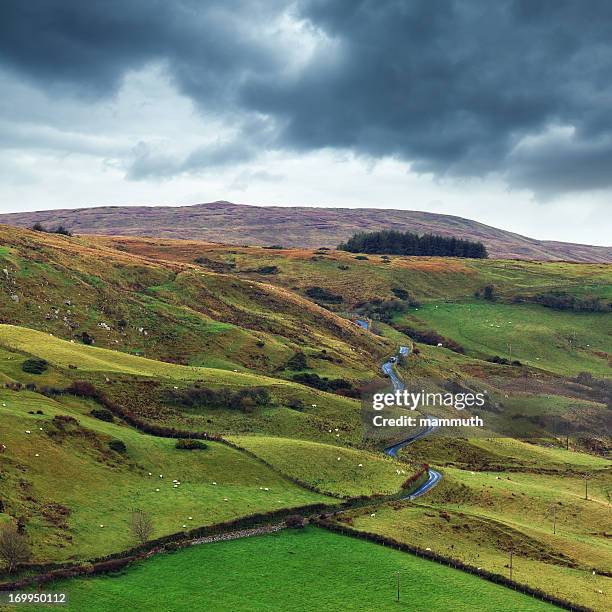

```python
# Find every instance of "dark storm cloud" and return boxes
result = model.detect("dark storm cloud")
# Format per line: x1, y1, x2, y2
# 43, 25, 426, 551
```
1, 0, 612, 194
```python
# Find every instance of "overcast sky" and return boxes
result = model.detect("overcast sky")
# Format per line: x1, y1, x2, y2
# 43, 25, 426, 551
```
1, 0, 611, 244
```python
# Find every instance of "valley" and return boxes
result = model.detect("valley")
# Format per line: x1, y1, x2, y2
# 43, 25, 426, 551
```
0, 225, 609, 610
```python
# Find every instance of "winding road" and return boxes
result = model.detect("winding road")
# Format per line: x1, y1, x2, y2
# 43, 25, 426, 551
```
380, 346, 442, 500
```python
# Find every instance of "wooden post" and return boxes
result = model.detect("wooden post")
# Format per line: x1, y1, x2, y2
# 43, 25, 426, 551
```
509, 549, 513, 581
396, 572, 400, 602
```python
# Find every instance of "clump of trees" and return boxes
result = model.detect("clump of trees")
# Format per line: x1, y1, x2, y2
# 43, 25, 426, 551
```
90, 408, 114, 422
31, 222, 73, 236
292, 372, 357, 397
286, 351, 307, 370
163, 386, 271, 414
0, 522, 31, 573
338, 230, 488, 258
108, 439, 127, 453
194, 257, 236, 273
254, 265, 279, 274
487, 356, 522, 366
474, 285, 496, 300
396, 326, 465, 354
176, 439, 208, 450
514, 291, 611, 312
304, 286, 343, 303
21, 358, 48, 374
574, 372, 611, 408
356, 298, 418, 323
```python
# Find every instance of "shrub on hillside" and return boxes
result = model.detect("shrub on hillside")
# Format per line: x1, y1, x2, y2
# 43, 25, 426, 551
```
304, 286, 343, 303
292, 373, 357, 397
285, 515, 305, 528
80, 331, 95, 345
108, 439, 127, 453
356, 298, 417, 323
286, 351, 307, 370
255, 265, 279, 274
286, 398, 304, 411
163, 385, 271, 414
21, 358, 48, 375
66, 381, 101, 399
175, 439, 208, 450
396, 326, 465, 354
90, 408, 114, 422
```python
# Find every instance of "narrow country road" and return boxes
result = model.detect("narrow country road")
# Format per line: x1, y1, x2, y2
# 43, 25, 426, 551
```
380, 346, 442, 500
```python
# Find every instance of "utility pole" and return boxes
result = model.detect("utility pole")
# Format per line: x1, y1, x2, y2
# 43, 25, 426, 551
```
550, 505, 557, 534
585, 474, 589, 500
396, 571, 400, 602
508, 342, 512, 362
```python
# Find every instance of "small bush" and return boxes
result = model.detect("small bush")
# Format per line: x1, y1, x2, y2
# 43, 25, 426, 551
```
175, 439, 208, 450
304, 286, 343, 304
90, 408, 114, 422
286, 398, 304, 411
285, 515, 305, 528
255, 265, 279, 274
108, 439, 127, 453
354, 255, 369, 260
80, 331, 95, 345
396, 326, 464, 354
286, 351, 307, 370
22, 358, 48, 375
66, 381, 100, 399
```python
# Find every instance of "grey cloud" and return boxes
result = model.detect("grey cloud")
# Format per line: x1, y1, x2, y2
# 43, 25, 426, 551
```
2, 0, 612, 195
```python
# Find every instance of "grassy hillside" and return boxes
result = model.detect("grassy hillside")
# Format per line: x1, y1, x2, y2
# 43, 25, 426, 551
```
338, 443, 611, 612
0, 226, 390, 382
0, 325, 366, 445
228, 436, 412, 498
91, 235, 612, 304
29, 527, 553, 612
0, 388, 333, 562
400, 301, 610, 376
0, 226, 609, 611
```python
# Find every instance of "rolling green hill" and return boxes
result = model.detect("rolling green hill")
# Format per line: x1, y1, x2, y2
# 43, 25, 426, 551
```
0, 387, 334, 562
25, 527, 554, 612
0, 227, 609, 611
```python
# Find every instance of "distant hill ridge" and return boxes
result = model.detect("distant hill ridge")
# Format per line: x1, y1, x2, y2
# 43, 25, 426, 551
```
0, 200, 610, 262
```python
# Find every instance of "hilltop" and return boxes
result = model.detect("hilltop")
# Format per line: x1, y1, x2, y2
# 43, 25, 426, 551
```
1, 201, 610, 262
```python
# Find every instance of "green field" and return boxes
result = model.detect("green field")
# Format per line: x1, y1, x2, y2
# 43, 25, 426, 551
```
341, 465, 611, 611
1, 227, 610, 611
400, 301, 610, 376
228, 435, 412, 497
29, 527, 553, 611
0, 388, 333, 562
0, 324, 367, 445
